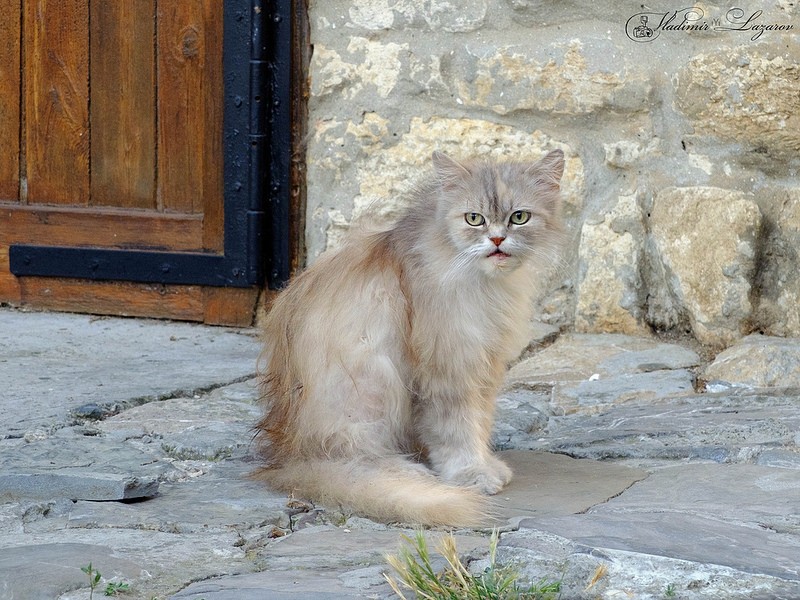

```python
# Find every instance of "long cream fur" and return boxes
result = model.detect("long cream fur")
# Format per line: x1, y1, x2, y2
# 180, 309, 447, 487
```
255, 150, 565, 527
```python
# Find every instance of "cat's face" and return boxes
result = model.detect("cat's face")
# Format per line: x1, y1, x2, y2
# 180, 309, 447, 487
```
432, 151, 565, 277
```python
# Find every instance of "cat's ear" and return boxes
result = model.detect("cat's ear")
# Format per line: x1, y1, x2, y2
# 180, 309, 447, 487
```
432, 151, 471, 184
525, 149, 565, 192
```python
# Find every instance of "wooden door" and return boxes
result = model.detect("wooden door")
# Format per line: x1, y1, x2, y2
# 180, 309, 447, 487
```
0, 0, 290, 326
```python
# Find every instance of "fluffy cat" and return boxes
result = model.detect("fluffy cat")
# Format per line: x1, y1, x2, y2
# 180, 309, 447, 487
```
255, 150, 565, 527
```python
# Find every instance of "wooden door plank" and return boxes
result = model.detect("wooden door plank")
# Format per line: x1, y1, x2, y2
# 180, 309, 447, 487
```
24, 0, 90, 206
90, 0, 156, 210
0, 0, 20, 202
198, 0, 224, 253
202, 287, 259, 326
0, 247, 17, 298
156, 0, 224, 253
0, 204, 203, 250
0, 263, 258, 326
17, 277, 206, 321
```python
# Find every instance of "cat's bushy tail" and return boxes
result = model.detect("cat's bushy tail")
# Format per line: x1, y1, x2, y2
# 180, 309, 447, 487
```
256, 456, 489, 528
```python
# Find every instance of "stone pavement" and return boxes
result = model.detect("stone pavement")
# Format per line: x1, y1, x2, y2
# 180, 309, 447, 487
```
1, 309, 798, 599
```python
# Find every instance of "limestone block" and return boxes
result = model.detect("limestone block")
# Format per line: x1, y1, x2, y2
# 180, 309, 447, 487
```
702, 334, 800, 388
347, 0, 396, 30
675, 46, 800, 158
604, 141, 643, 168
649, 187, 762, 349
348, 0, 487, 32
506, 333, 700, 413
508, 332, 701, 386
575, 195, 649, 335
603, 138, 660, 169
755, 188, 800, 336
444, 39, 651, 115
310, 39, 407, 99
421, 0, 487, 32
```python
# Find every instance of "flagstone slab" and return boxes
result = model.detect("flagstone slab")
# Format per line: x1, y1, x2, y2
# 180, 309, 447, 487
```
0, 311, 260, 437
0, 543, 143, 600
518, 511, 800, 582
490, 451, 647, 522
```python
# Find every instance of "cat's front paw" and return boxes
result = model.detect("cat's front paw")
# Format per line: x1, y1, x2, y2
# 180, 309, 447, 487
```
487, 454, 513, 486
445, 459, 513, 495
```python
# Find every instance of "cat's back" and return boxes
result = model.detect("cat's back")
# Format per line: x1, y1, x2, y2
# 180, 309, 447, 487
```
263, 230, 409, 351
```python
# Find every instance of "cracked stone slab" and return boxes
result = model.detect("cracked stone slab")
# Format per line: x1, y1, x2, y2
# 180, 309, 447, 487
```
595, 463, 800, 524
0, 543, 144, 600
252, 526, 485, 570
171, 452, 647, 598
96, 380, 261, 462
518, 511, 800, 583
6, 459, 298, 598
170, 570, 366, 600
0, 310, 261, 437
0, 431, 177, 501
505, 333, 701, 411
489, 451, 647, 523
496, 528, 800, 600
1, 526, 264, 600
520, 393, 800, 464
0, 472, 159, 502
514, 462, 800, 587
555, 368, 696, 411
506, 333, 701, 385
51, 460, 291, 535
175, 527, 486, 599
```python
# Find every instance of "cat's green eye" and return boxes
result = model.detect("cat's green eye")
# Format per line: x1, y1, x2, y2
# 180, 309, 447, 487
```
509, 210, 531, 225
465, 212, 486, 226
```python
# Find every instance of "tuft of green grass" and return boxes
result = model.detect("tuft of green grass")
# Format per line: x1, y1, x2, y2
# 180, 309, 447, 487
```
385, 530, 561, 600
664, 583, 677, 598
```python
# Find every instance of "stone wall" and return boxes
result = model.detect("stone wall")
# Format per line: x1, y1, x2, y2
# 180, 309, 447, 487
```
303, 1, 799, 350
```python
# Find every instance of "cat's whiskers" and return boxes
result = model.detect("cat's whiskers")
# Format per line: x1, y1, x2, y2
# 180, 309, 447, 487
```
442, 245, 486, 284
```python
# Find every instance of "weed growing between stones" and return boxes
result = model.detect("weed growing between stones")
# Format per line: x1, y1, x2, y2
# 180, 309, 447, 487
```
81, 563, 101, 599
104, 581, 130, 596
80, 563, 130, 597
385, 530, 561, 600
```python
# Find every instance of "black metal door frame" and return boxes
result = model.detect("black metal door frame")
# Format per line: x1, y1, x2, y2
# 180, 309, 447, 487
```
10, 0, 291, 290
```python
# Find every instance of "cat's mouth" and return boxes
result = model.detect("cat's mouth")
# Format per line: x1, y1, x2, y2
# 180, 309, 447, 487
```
488, 249, 510, 259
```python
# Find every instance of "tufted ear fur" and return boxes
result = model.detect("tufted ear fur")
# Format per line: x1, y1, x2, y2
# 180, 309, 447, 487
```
525, 149, 565, 193
432, 151, 471, 189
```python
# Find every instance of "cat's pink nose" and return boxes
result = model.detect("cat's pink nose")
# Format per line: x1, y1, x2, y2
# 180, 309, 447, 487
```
490, 236, 505, 247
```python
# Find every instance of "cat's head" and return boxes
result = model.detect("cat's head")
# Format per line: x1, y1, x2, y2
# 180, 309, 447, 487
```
432, 150, 565, 277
